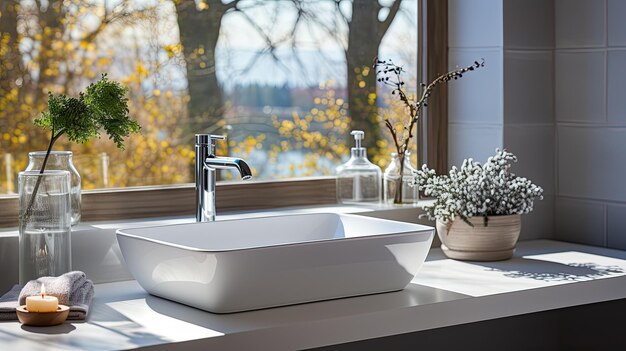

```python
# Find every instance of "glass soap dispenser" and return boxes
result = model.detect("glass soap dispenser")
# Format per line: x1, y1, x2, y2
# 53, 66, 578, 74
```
336, 130, 382, 204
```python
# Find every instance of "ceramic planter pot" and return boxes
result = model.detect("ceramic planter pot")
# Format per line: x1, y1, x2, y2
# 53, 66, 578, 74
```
436, 214, 521, 261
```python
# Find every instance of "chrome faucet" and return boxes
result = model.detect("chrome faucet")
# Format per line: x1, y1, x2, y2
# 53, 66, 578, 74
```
196, 134, 252, 222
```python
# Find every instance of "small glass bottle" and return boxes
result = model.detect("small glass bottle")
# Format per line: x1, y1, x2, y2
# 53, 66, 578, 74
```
384, 151, 418, 204
26, 151, 81, 226
336, 131, 382, 204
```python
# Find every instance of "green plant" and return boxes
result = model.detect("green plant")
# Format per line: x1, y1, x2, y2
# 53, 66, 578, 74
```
21, 74, 140, 227
35, 74, 140, 152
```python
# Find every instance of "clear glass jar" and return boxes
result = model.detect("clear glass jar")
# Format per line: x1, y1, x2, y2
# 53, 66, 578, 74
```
26, 151, 81, 226
383, 152, 418, 204
18, 170, 72, 284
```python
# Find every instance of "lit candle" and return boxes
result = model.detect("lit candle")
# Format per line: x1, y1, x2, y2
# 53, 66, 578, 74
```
25, 284, 58, 312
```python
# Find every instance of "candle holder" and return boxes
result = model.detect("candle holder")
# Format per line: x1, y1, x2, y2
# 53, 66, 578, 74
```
16, 305, 69, 326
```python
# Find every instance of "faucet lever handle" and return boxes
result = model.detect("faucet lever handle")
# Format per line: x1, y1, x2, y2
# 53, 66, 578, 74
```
209, 135, 227, 141
208, 135, 227, 155
203, 134, 227, 156
195, 134, 226, 146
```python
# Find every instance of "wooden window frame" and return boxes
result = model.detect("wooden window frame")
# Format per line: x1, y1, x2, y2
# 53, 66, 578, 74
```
426, 0, 448, 174
0, 1, 448, 227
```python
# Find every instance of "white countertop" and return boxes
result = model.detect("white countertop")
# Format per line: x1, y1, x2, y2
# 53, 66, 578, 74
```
2, 240, 626, 350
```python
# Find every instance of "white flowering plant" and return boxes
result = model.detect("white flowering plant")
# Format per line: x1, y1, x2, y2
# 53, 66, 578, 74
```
412, 149, 543, 227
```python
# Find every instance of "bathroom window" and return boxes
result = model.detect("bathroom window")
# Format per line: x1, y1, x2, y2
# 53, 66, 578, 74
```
0, 0, 444, 223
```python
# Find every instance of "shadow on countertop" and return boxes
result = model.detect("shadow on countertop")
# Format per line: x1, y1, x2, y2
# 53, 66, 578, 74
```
475, 257, 624, 282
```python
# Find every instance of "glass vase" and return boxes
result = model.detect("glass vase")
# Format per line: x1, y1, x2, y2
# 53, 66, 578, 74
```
383, 152, 419, 204
18, 170, 72, 285
26, 151, 81, 226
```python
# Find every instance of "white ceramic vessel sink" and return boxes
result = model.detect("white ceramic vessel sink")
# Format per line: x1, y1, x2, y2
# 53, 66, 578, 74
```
116, 213, 434, 313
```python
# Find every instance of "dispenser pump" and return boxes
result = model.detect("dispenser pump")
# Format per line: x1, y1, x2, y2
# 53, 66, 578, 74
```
350, 130, 366, 158
351, 130, 364, 148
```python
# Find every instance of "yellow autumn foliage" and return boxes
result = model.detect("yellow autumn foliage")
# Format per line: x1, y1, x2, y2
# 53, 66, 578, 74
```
0, 1, 416, 193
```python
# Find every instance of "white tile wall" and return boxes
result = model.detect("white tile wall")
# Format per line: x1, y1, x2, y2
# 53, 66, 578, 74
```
607, 204, 626, 250
521, 196, 555, 240
448, 124, 503, 167
504, 125, 555, 195
555, 0, 606, 48
555, 50, 606, 123
449, 48, 504, 124
553, 1, 626, 248
504, 51, 554, 124
448, 0, 503, 48
448, 0, 557, 240
557, 126, 626, 202
449, 0, 626, 247
607, 0, 626, 46
504, 0, 555, 49
607, 49, 626, 123
555, 197, 606, 246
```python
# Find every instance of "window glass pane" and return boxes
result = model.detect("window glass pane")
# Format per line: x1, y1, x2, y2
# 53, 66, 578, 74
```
0, 0, 418, 193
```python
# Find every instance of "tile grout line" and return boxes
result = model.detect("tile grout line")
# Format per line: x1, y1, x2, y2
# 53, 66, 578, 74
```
605, 0, 609, 124
604, 0, 610, 248
557, 195, 626, 206
553, 0, 558, 241
604, 203, 608, 247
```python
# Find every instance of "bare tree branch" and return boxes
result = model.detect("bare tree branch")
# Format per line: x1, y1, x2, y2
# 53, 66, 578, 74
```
378, 0, 402, 42
234, 5, 292, 75
235, 7, 274, 48
221, 0, 240, 14
334, 0, 350, 24
81, 0, 141, 44
302, 4, 347, 53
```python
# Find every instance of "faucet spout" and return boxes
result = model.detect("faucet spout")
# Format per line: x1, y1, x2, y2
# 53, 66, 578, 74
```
205, 157, 252, 180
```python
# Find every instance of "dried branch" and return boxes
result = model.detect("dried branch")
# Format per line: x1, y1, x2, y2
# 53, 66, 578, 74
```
376, 58, 484, 156
376, 58, 484, 202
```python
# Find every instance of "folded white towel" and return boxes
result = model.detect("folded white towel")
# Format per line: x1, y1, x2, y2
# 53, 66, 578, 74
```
0, 271, 94, 321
